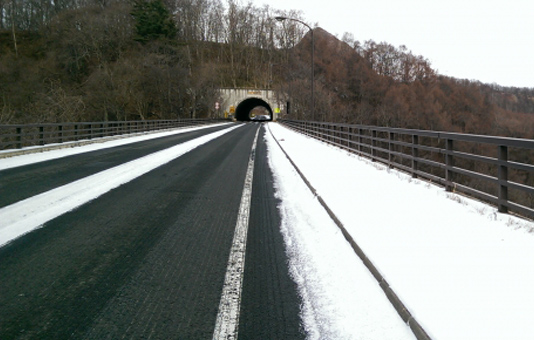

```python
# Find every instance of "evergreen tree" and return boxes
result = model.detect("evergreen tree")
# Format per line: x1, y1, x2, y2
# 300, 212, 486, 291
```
132, 0, 177, 42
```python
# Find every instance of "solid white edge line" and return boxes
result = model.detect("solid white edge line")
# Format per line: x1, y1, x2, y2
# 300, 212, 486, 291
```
212, 126, 261, 340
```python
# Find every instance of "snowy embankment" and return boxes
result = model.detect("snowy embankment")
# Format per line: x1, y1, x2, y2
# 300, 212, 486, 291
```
266, 122, 534, 340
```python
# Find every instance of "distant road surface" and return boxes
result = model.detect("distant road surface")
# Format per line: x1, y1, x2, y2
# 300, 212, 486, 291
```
0, 123, 304, 339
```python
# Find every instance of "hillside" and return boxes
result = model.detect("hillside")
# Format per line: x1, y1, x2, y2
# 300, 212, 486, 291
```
1, 0, 533, 138
286, 27, 534, 137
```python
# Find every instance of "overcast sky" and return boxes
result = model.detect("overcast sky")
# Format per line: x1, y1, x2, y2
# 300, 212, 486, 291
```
250, 0, 534, 88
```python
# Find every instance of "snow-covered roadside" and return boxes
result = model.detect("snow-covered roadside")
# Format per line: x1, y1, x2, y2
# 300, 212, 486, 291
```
266, 122, 534, 340
0, 124, 241, 247
264, 126, 416, 339
0, 122, 233, 171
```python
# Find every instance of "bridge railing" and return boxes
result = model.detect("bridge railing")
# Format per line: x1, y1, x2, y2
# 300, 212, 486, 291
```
0, 118, 223, 151
280, 119, 534, 220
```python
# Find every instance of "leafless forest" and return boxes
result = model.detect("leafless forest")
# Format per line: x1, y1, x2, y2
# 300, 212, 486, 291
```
1, 0, 533, 139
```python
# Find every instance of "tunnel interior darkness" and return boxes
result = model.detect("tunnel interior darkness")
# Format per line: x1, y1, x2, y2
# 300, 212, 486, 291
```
234, 98, 273, 121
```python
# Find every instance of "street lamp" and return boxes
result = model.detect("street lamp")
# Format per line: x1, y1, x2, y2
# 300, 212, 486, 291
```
275, 16, 315, 121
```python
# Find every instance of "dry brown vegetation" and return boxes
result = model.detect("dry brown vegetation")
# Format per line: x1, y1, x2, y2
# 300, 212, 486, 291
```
282, 28, 534, 139
1, 0, 533, 140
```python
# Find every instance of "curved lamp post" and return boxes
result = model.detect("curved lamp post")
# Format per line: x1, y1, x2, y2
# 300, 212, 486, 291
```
275, 16, 315, 121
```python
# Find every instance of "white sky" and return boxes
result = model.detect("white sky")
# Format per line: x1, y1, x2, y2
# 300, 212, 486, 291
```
252, 0, 534, 88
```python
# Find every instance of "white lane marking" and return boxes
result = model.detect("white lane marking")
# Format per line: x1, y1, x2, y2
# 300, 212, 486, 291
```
0, 124, 242, 247
213, 126, 260, 340
0, 123, 233, 170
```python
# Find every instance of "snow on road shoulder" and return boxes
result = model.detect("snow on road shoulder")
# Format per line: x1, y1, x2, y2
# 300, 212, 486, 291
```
264, 125, 415, 340
0, 122, 233, 171
267, 122, 534, 340
0, 124, 241, 248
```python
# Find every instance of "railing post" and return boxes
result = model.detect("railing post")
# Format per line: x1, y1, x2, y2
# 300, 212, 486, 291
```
332, 125, 336, 144
39, 126, 45, 145
388, 131, 394, 168
498, 145, 509, 213
371, 130, 377, 161
16, 127, 22, 149
446, 139, 454, 192
58, 125, 63, 143
358, 128, 363, 155
412, 134, 419, 178
347, 126, 353, 150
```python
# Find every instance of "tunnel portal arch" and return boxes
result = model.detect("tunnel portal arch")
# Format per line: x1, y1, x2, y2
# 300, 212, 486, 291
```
218, 88, 286, 121
235, 97, 273, 121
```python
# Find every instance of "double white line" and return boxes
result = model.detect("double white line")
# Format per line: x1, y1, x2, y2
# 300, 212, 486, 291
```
213, 126, 260, 340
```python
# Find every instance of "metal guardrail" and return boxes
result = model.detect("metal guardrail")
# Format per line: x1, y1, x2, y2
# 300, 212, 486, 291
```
280, 119, 534, 220
0, 119, 223, 151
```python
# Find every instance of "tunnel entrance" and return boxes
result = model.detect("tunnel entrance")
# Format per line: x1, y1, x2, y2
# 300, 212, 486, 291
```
234, 98, 273, 121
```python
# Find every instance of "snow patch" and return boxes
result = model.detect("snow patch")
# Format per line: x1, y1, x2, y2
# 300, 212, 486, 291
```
265, 126, 415, 339
267, 122, 534, 340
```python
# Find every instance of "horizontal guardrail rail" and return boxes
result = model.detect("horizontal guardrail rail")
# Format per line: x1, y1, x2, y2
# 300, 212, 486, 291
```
280, 119, 534, 220
0, 118, 222, 151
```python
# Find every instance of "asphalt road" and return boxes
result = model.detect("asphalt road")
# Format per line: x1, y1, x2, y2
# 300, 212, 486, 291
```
0, 124, 232, 208
0, 123, 304, 339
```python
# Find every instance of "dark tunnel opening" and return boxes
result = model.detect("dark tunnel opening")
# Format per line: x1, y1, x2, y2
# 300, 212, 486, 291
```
234, 98, 273, 122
